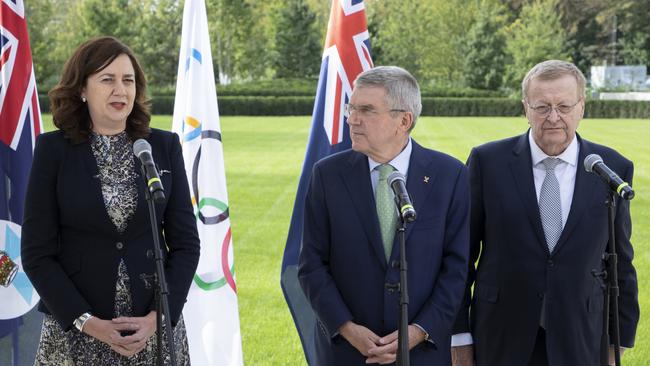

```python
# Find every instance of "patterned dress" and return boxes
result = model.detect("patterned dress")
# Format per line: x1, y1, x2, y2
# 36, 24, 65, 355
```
34, 132, 190, 365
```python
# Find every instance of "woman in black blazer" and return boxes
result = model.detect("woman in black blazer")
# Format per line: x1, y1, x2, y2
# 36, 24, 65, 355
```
21, 36, 200, 365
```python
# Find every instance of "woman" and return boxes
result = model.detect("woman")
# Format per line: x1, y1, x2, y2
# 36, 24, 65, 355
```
21, 36, 200, 365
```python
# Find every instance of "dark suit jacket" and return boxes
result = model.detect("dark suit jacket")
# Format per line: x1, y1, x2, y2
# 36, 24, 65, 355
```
454, 132, 639, 366
298, 140, 470, 365
21, 128, 200, 331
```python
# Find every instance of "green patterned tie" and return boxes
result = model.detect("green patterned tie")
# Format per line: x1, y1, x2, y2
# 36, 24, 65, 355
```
376, 164, 397, 261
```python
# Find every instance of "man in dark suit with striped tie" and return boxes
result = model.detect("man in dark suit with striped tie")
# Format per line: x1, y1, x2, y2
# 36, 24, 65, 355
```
451, 60, 639, 366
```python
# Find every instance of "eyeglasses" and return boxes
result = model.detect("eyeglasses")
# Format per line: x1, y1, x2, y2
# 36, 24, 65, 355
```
343, 103, 406, 118
526, 99, 582, 117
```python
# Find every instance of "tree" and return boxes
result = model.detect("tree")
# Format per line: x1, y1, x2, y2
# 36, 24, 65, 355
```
503, 0, 570, 93
207, 0, 271, 83
26, 0, 68, 90
371, 0, 477, 86
462, 0, 509, 90
272, 0, 321, 78
132, 0, 182, 90
613, 0, 650, 65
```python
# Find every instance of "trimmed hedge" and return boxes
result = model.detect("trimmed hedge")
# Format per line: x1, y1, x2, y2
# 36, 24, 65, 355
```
584, 100, 650, 118
149, 79, 505, 98
421, 97, 523, 116
38, 94, 650, 118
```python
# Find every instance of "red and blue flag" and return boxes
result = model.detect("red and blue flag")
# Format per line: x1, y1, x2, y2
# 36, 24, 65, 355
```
281, 0, 373, 363
1, 0, 43, 364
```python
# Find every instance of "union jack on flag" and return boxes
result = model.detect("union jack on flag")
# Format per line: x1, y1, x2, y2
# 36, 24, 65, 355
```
1, 0, 43, 364
281, 0, 373, 363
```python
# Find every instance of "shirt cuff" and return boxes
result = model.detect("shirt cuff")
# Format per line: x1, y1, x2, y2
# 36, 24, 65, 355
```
451, 332, 473, 346
412, 323, 434, 345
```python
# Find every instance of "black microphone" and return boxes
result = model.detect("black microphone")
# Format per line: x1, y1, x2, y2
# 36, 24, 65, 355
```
387, 171, 417, 223
133, 139, 165, 203
584, 154, 634, 200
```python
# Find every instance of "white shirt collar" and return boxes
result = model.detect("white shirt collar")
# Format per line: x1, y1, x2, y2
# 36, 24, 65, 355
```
368, 138, 412, 177
528, 130, 578, 167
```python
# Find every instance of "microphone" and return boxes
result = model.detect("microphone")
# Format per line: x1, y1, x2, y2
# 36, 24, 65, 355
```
387, 171, 417, 223
584, 154, 634, 200
133, 139, 165, 202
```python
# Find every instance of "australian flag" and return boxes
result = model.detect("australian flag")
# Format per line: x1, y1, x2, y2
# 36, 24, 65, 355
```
1, 0, 43, 365
280, 0, 373, 363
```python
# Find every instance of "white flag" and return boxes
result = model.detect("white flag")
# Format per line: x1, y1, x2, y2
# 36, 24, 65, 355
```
172, 1, 243, 365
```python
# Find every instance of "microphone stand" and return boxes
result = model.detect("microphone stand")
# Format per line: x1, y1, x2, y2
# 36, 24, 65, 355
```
394, 199, 411, 366
140, 165, 177, 366
592, 190, 622, 366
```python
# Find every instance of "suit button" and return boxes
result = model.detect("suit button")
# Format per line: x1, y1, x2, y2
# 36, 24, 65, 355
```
538, 292, 544, 299
146, 249, 153, 259
116, 242, 124, 250
547, 259, 554, 267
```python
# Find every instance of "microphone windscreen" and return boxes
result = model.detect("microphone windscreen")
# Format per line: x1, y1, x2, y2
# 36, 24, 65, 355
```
387, 171, 406, 186
133, 139, 152, 158
584, 154, 603, 173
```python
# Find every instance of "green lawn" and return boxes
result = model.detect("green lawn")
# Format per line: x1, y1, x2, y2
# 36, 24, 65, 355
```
43, 115, 650, 365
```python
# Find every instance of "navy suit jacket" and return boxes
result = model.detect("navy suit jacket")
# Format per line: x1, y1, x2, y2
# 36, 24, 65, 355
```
298, 140, 470, 365
21, 129, 200, 330
454, 132, 639, 366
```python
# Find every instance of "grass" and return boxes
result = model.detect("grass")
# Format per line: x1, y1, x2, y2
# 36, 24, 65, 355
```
42, 115, 649, 365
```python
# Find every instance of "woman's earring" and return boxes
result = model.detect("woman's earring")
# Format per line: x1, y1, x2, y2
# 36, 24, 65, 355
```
81, 96, 87, 103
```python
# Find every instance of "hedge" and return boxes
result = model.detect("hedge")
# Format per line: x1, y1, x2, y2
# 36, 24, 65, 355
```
38, 94, 650, 118
148, 79, 505, 98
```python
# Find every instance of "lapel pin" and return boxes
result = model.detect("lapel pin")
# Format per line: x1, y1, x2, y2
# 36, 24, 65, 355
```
423, 176, 430, 183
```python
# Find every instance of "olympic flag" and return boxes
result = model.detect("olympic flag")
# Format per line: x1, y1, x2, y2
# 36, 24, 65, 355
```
172, 1, 243, 365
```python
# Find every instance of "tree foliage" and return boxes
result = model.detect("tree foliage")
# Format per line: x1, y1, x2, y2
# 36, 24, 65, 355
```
462, 0, 509, 90
503, 0, 570, 92
370, 0, 477, 86
23, 0, 650, 93
273, 0, 321, 78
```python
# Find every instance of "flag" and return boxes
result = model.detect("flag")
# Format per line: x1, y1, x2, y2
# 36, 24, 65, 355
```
1, 0, 43, 365
172, 1, 243, 365
280, 0, 373, 363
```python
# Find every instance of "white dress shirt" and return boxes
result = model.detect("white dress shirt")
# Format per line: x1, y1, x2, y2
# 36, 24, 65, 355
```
368, 138, 412, 194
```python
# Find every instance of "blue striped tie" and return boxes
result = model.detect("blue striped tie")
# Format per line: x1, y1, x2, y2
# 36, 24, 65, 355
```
539, 158, 563, 252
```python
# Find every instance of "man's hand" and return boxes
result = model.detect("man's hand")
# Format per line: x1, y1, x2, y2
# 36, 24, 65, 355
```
451, 345, 475, 366
109, 311, 157, 357
365, 325, 426, 364
608, 345, 625, 366
339, 321, 381, 357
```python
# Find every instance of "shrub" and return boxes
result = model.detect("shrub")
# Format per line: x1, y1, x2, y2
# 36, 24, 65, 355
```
38, 94, 650, 118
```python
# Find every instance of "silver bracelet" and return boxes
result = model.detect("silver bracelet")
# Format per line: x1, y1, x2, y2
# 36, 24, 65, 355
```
73, 312, 93, 333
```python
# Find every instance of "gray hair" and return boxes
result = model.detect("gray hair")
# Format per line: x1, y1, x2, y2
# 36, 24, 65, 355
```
354, 66, 422, 129
522, 60, 586, 100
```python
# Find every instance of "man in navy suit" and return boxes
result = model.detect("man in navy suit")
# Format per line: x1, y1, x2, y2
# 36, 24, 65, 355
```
451, 60, 639, 366
298, 66, 470, 365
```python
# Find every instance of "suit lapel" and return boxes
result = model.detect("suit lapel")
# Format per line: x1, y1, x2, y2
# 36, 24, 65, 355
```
341, 151, 387, 269
404, 141, 435, 242
508, 133, 548, 253
553, 135, 598, 254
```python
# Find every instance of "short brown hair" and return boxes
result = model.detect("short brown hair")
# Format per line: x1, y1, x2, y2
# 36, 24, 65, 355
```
522, 60, 586, 101
49, 36, 150, 143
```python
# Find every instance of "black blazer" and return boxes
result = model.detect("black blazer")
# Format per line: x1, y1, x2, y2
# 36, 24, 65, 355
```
454, 132, 639, 366
21, 128, 200, 330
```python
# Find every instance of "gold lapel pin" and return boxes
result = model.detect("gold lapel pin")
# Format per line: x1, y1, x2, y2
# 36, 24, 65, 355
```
423, 176, 430, 183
